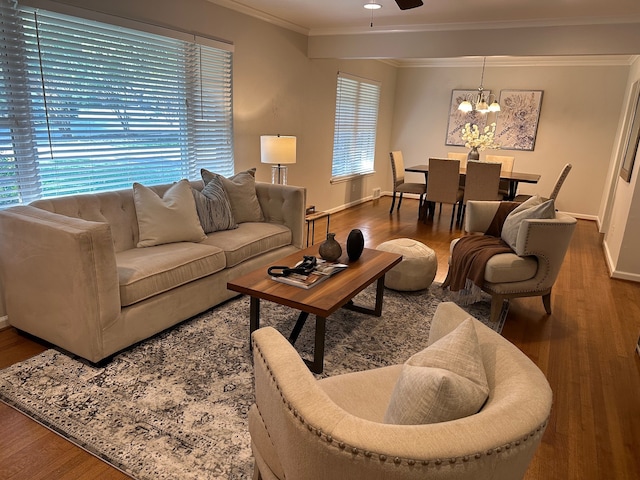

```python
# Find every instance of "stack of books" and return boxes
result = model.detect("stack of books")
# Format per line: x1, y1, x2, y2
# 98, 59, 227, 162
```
271, 258, 347, 289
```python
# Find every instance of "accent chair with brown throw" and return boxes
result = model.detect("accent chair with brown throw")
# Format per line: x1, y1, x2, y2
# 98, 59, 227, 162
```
443, 197, 577, 324
249, 301, 552, 480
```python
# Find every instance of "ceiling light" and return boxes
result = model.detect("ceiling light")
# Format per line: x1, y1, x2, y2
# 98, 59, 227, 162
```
458, 57, 501, 114
364, 1, 382, 10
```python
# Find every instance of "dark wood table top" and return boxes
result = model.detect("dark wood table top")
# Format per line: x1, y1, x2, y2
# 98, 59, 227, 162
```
227, 245, 402, 318
406, 164, 541, 184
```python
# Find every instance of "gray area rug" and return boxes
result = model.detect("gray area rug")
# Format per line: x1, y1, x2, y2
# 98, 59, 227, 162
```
0, 284, 505, 480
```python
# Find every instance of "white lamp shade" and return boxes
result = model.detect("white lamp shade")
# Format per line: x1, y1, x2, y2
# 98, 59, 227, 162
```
260, 135, 297, 165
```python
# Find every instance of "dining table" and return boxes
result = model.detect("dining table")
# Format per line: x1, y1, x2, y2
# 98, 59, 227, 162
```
405, 164, 541, 201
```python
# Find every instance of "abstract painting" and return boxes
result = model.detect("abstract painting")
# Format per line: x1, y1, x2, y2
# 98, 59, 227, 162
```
445, 89, 490, 146
494, 90, 544, 151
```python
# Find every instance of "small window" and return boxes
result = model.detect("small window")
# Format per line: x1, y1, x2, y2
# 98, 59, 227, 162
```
331, 72, 380, 182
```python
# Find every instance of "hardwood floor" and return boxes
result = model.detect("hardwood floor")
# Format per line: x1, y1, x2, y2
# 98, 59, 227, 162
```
1, 197, 639, 479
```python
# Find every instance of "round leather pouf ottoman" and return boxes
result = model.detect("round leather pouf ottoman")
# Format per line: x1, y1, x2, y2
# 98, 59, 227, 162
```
376, 238, 437, 291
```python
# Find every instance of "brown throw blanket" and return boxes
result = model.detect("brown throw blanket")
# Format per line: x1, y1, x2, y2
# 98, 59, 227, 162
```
448, 202, 520, 293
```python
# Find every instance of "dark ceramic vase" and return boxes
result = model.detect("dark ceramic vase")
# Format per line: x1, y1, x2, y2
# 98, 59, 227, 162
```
318, 233, 342, 262
346, 229, 365, 261
467, 146, 480, 161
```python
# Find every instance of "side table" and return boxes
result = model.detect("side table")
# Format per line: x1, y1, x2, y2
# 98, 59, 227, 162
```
305, 211, 330, 246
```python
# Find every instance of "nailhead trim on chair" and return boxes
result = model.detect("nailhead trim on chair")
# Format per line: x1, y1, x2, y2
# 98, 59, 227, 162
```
254, 339, 550, 469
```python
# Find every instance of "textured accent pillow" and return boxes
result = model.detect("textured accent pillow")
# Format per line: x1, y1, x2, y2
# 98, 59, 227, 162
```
383, 318, 489, 425
201, 168, 264, 223
192, 176, 238, 233
133, 179, 207, 247
501, 195, 555, 250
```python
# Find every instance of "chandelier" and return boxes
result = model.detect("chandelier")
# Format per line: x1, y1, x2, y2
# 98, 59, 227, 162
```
458, 57, 501, 114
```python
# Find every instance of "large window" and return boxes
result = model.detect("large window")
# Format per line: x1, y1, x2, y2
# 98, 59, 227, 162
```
0, 2, 234, 208
331, 72, 380, 182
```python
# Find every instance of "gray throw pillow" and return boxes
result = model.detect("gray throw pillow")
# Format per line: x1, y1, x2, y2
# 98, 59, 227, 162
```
501, 196, 555, 251
201, 168, 264, 223
192, 175, 238, 233
383, 318, 489, 425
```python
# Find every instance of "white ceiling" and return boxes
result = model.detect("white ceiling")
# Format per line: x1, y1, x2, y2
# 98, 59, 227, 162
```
207, 0, 640, 36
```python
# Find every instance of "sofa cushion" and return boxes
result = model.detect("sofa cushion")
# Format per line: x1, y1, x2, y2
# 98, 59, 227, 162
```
501, 195, 555, 251
201, 168, 264, 223
192, 175, 238, 233
384, 318, 489, 425
133, 179, 206, 247
484, 252, 538, 283
201, 222, 292, 268
116, 242, 226, 307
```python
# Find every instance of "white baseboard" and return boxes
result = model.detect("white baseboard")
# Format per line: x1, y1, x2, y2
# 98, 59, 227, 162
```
0, 315, 9, 330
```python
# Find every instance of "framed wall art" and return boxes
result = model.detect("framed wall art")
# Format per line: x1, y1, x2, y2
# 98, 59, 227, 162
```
494, 90, 544, 151
619, 81, 640, 183
445, 89, 490, 146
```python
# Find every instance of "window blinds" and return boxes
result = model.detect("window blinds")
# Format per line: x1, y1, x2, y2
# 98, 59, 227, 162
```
331, 72, 380, 181
0, 2, 233, 207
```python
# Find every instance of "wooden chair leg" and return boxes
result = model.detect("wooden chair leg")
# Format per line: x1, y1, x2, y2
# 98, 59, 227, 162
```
389, 192, 397, 213
397, 192, 403, 211
542, 292, 552, 314
490, 295, 505, 324
441, 268, 452, 289
253, 462, 262, 480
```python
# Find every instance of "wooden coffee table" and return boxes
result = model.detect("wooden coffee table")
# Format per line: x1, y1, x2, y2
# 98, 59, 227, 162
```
227, 245, 402, 373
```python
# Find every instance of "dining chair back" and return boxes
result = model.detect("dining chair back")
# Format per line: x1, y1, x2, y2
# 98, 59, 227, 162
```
485, 154, 515, 199
389, 151, 426, 215
425, 157, 464, 228
463, 161, 502, 205
514, 163, 572, 203
447, 152, 468, 169
549, 163, 572, 200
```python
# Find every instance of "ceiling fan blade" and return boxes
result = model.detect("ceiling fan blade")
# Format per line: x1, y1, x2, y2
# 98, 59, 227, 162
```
395, 0, 424, 9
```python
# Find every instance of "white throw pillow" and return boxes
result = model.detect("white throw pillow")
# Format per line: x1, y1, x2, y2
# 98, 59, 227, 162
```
383, 318, 489, 425
501, 195, 555, 251
201, 168, 264, 223
133, 179, 207, 247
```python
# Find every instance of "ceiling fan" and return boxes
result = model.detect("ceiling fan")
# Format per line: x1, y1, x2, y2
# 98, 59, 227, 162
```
395, 0, 424, 9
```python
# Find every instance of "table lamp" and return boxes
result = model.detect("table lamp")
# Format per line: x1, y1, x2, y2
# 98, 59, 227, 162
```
260, 135, 296, 185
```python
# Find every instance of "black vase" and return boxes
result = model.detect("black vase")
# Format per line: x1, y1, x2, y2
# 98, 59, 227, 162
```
318, 233, 342, 262
346, 229, 365, 261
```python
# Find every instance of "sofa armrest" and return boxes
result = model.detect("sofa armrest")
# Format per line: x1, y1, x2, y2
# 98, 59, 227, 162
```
0, 206, 121, 362
464, 201, 501, 234
255, 182, 306, 249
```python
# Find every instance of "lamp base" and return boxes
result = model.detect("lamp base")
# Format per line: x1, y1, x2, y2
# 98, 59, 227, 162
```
271, 165, 288, 185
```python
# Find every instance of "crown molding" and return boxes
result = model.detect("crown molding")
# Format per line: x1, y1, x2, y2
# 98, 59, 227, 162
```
205, 0, 309, 35
387, 55, 640, 68
308, 16, 640, 37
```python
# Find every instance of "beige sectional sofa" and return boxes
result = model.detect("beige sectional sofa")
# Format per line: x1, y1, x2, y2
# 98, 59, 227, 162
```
0, 179, 305, 363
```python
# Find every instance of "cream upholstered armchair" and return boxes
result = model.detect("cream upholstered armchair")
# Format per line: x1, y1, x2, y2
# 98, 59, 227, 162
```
249, 302, 552, 480
445, 200, 577, 324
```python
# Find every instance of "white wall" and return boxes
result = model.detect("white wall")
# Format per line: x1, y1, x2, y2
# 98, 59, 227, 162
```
390, 63, 630, 218
603, 58, 640, 281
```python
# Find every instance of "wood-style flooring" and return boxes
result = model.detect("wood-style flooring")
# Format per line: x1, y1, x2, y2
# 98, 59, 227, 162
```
1, 197, 639, 479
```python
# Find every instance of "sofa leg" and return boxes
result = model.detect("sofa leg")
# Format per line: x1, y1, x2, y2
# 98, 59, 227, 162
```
542, 293, 552, 314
